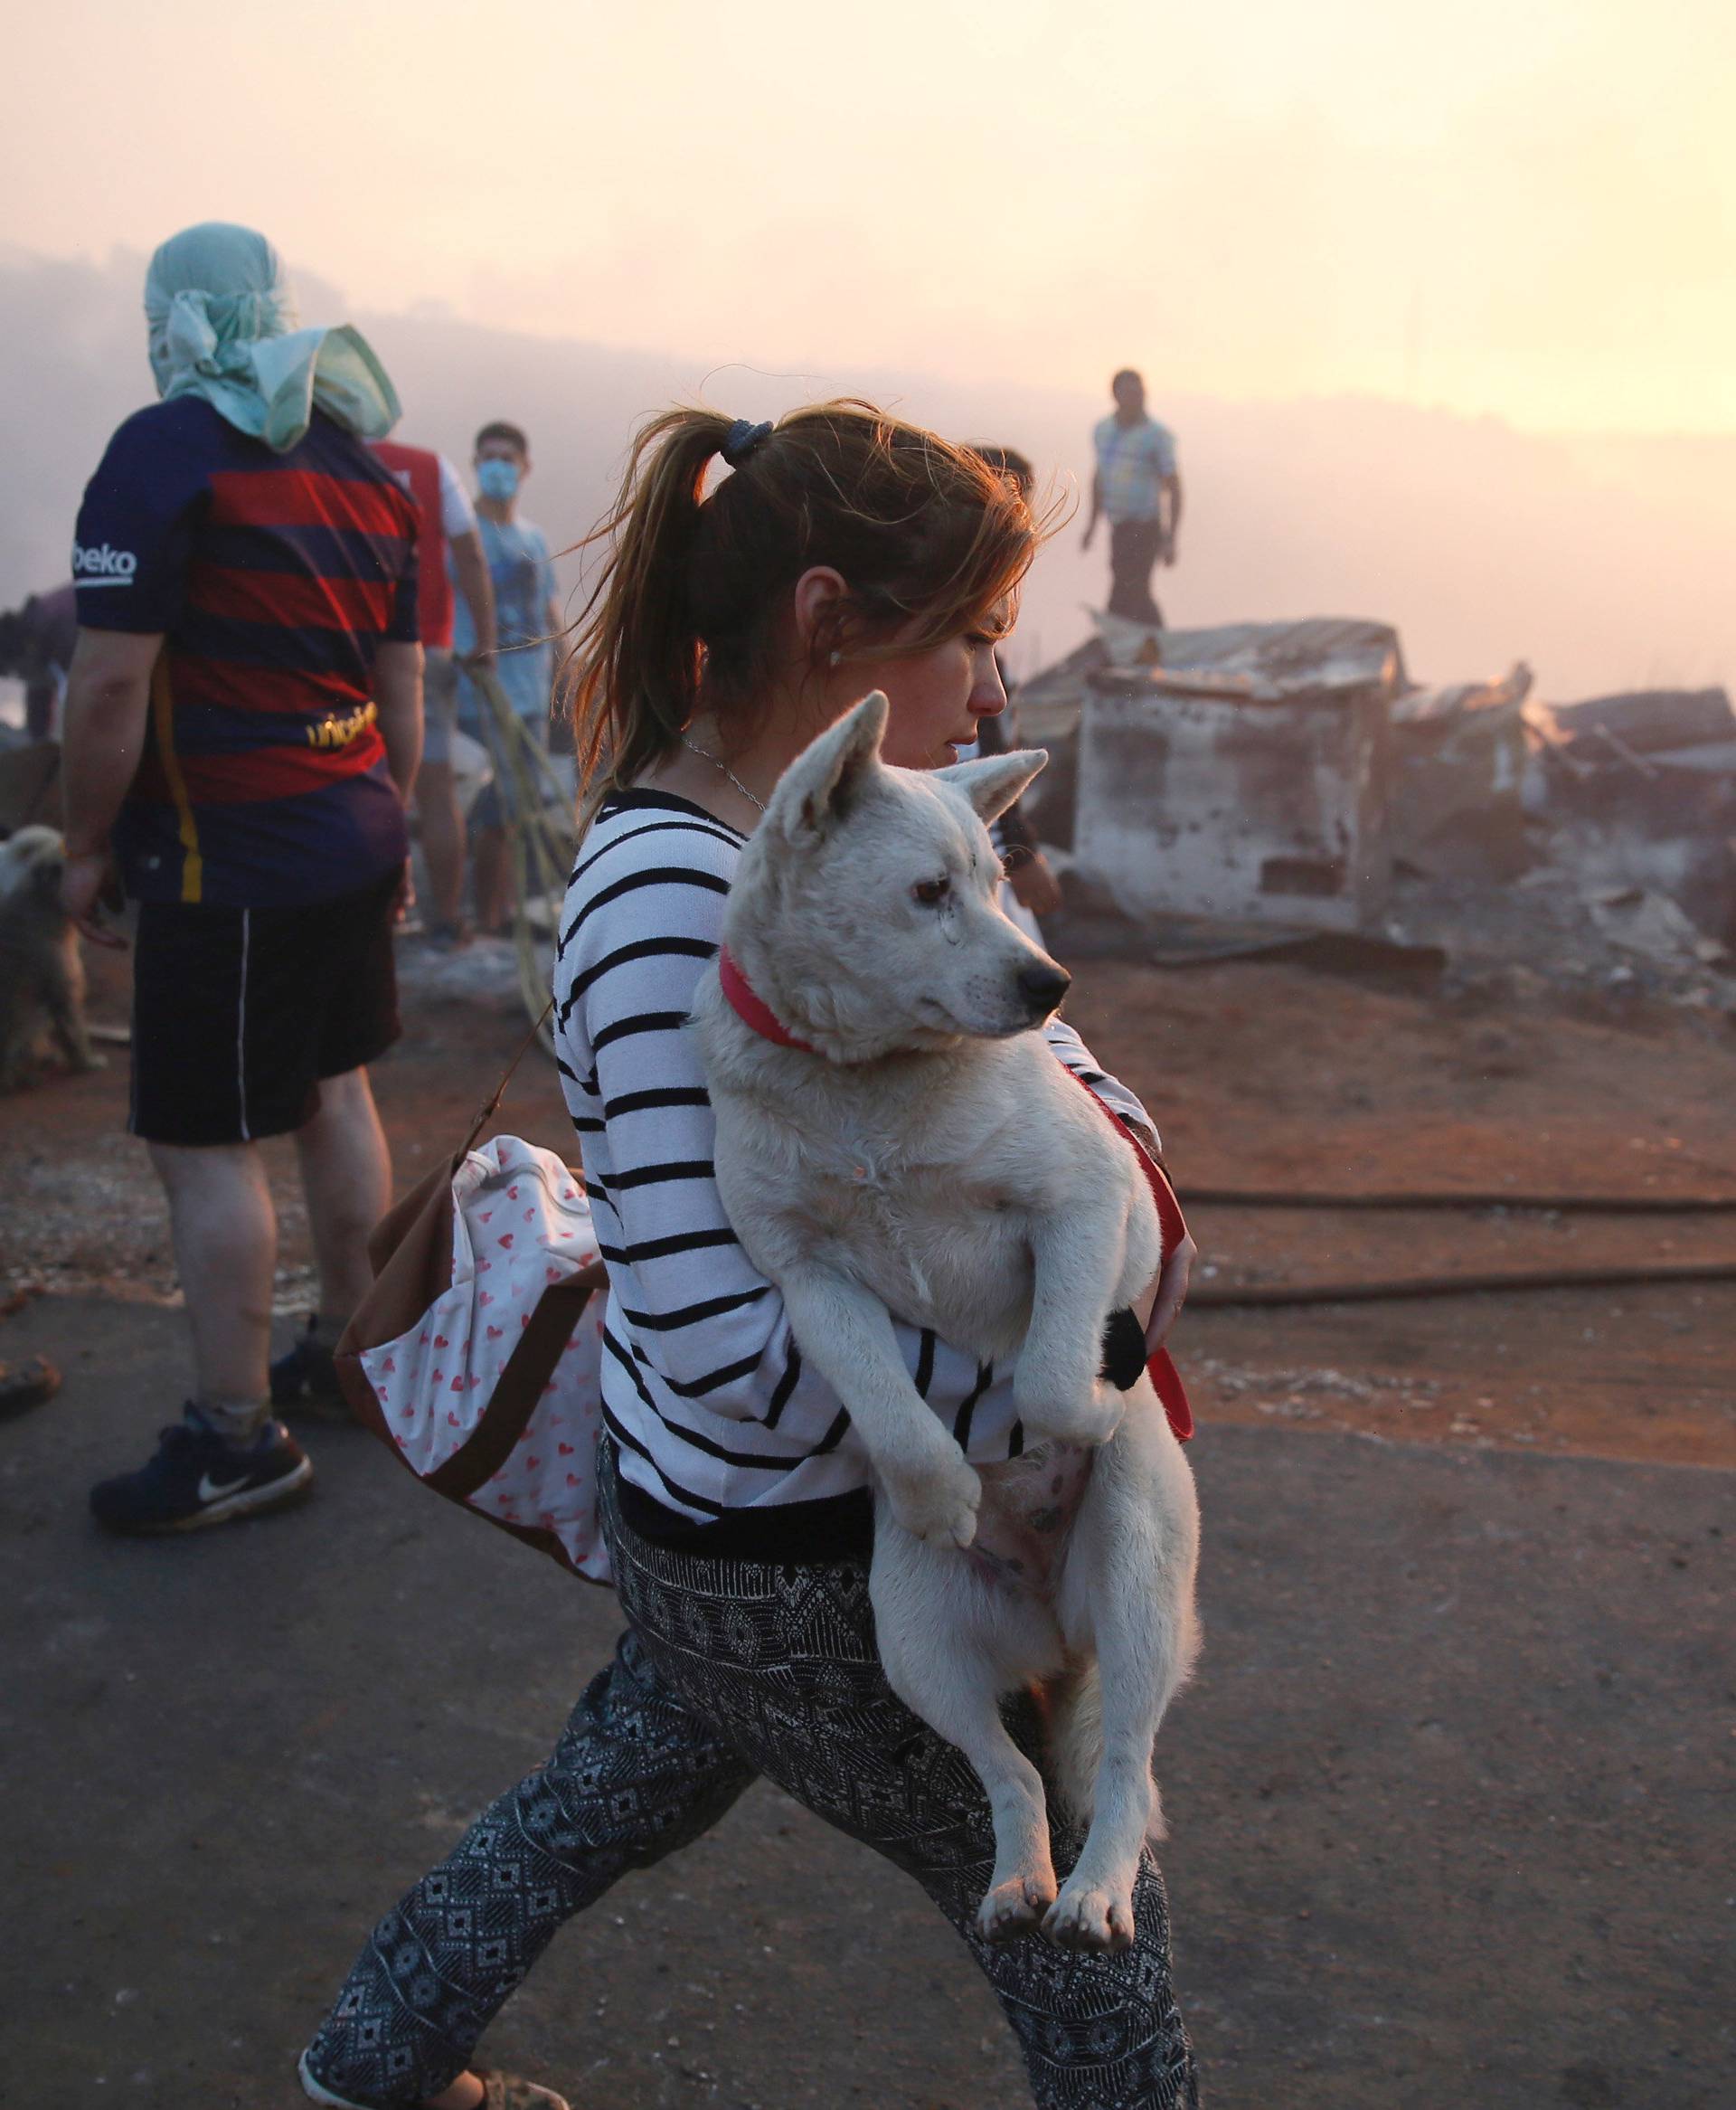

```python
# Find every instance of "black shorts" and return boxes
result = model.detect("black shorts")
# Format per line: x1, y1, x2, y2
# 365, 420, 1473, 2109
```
129, 865, 403, 1147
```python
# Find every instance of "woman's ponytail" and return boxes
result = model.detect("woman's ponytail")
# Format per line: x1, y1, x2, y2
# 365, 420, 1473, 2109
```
564, 406, 731, 814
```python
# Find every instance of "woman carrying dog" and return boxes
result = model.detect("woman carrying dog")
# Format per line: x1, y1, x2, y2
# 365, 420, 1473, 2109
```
301, 404, 1199, 2110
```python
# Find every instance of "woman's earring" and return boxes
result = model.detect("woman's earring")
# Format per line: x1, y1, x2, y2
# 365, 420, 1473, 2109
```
828, 649, 841, 667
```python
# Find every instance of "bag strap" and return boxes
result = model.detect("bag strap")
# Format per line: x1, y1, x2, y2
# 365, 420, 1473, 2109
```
460, 998, 556, 1159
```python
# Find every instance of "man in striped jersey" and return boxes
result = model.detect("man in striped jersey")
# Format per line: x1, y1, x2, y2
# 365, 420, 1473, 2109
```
61, 223, 422, 1536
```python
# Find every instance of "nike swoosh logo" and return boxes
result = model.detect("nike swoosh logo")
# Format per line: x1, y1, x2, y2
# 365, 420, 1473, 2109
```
197, 1469, 253, 1503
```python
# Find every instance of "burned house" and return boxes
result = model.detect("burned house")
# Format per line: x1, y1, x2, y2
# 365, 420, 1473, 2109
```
1013, 614, 1736, 986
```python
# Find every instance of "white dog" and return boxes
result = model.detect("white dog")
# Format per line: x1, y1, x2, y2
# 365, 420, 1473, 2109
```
0, 825, 100, 1093
693, 693, 1200, 1954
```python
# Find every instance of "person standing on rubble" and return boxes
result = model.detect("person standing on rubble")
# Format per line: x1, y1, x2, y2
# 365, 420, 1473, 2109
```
1081, 368, 1182, 629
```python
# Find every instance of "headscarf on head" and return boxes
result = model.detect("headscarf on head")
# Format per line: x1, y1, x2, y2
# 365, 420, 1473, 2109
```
144, 221, 401, 453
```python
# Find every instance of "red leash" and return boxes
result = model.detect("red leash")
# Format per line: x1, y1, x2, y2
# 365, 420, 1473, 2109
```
1060, 1070, 1194, 1443
717, 945, 1194, 1443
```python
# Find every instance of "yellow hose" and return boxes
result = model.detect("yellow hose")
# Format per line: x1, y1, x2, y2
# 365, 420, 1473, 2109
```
465, 664, 575, 1055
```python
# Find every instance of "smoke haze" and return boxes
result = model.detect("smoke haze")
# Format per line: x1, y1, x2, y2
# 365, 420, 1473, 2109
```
6, 249, 1731, 703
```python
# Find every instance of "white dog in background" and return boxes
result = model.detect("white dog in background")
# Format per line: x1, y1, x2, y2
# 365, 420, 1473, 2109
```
0, 826, 100, 1093
694, 693, 1200, 1954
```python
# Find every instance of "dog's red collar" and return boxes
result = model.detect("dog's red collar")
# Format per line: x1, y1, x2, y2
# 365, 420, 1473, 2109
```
718, 941, 1194, 1445
718, 943, 817, 1054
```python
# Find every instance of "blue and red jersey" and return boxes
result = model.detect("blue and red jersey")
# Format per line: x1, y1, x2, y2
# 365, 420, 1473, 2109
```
73, 398, 419, 907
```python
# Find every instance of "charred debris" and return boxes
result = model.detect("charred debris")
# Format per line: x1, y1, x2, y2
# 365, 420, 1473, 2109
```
1014, 613, 1734, 1010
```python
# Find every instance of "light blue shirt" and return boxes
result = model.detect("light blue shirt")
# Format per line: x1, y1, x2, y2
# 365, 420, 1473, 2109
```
455, 514, 555, 724
1092, 413, 1178, 523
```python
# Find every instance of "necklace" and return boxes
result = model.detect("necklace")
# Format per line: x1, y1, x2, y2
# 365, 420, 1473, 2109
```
680, 733, 767, 813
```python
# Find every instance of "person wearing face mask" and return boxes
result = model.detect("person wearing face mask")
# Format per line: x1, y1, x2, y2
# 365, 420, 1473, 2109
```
453, 421, 563, 933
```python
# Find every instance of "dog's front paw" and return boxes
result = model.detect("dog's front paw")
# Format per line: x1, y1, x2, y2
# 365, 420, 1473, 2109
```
976, 1869, 1057, 1944
1030, 1382, 1126, 1449
1043, 1877, 1137, 1954
883, 1443, 982, 1548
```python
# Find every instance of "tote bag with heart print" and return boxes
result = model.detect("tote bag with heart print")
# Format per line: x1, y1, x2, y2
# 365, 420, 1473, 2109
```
336, 1133, 614, 1583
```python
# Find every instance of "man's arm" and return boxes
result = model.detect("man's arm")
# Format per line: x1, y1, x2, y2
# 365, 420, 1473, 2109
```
60, 627, 161, 944
1082, 467, 1103, 551
1160, 471, 1184, 564
448, 527, 497, 661
373, 639, 424, 800
542, 550, 563, 644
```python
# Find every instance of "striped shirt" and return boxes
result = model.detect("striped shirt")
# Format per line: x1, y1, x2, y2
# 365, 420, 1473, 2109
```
552, 786, 1162, 1528
73, 398, 418, 907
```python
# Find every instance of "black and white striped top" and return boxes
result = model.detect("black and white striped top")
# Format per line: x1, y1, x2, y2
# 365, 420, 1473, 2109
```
552, 787, 1162, 1528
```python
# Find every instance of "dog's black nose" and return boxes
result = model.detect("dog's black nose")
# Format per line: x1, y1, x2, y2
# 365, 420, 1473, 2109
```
1017, 961, 1072, 1016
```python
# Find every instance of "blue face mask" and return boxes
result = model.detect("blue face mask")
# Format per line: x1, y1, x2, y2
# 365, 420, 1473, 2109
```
476, 457, 521, 502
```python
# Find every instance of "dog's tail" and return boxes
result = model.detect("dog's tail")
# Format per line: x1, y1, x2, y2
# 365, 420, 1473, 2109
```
1052, 1667, 1179, 1847
1052, 1664, 1173, 1843
1051, 1662, 1107, 1831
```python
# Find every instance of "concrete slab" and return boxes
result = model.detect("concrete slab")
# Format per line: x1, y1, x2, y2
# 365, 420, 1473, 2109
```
1, 1294, 1729, 2109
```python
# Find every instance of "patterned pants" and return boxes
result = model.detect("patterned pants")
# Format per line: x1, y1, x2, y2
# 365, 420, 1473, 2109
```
304, 1457, 1200, 2108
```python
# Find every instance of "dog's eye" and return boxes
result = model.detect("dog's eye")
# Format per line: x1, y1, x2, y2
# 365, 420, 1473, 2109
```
912, 875, 950, 906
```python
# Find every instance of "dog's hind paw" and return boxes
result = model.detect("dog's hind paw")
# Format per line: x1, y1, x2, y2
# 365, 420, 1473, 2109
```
1043, 1880, 1137, 1954
976, 1869, 1057, 1944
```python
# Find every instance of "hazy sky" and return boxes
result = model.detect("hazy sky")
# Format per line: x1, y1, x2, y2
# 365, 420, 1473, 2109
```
7, 0, 1733, 434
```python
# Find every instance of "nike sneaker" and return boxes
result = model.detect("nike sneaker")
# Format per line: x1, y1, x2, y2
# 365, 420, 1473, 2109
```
89, 1410, 313, 1535
270, 1317, 350, 1422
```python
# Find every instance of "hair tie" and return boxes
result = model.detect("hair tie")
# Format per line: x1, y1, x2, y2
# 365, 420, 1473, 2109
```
721, 417, 773, 469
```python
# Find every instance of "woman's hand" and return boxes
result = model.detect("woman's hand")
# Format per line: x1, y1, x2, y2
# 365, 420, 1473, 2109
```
1142, 1233, 1195, 1356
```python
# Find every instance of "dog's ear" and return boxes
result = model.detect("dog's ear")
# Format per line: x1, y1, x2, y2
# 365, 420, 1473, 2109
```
773, 691, 889, 843
934, 747, 1048, 828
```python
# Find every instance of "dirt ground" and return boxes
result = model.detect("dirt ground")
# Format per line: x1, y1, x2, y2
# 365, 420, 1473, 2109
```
5, 932, 1732, 1471
3, 932, 1732, 2109
2, 1298, 1729, 2110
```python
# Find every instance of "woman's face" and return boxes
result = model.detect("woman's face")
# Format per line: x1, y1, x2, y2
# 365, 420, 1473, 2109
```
868, 620, 1009, 772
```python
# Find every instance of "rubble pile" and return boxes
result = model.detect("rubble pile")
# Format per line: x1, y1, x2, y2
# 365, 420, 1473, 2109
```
1016, 614, 1736, 1012
1522, 686, 1736, 951
1390, 661, 1532, 884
